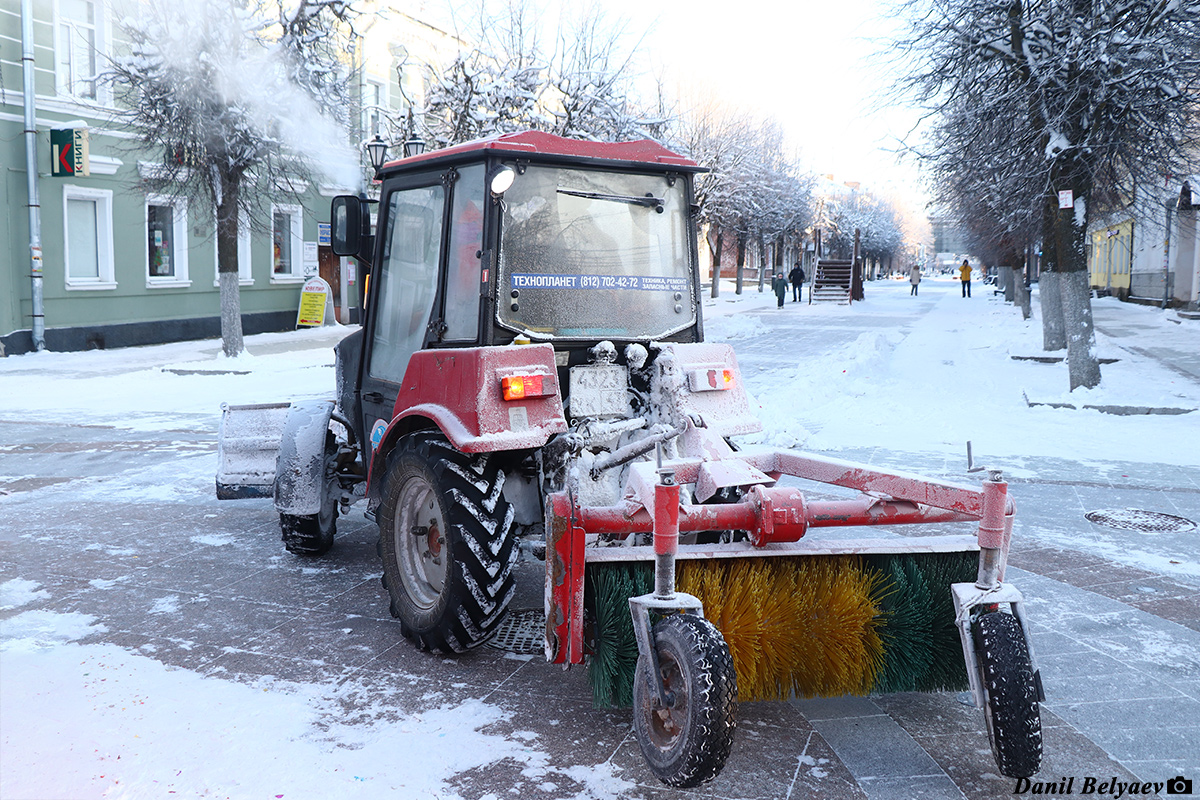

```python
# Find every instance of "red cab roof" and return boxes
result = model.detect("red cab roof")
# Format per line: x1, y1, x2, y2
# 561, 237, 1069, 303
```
382, 130, 702, 172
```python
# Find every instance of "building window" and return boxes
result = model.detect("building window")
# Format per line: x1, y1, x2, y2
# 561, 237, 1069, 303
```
57, 0, 102, 101
146, 195, 189, 285
272, 204, 303, 278
63, 185, 114, 289
363, 79, 385, 138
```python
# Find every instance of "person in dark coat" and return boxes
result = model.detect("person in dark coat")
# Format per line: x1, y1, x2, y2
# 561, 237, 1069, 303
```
772, 272, 788, 308
788, 262, 806, 302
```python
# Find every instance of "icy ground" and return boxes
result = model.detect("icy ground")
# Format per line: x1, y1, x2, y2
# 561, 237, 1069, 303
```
703, 276, 1200, 467
2, 275, 1198, 799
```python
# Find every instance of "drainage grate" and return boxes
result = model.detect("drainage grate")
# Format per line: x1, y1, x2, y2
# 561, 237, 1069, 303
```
1085, 508, 1197, 533
486, 609, 545, 655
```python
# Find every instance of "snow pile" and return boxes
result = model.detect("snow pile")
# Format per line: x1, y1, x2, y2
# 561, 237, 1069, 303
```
736, 280, 1200, 466
0, 606, 632, 800
0, 326, 345, 433
0, 578, 49, 610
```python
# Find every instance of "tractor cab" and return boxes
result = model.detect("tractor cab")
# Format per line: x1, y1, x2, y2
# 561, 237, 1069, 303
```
330, 132, 706, 458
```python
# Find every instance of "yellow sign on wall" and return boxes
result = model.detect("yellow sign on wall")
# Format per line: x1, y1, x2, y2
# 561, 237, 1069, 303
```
297, 276, 331, 327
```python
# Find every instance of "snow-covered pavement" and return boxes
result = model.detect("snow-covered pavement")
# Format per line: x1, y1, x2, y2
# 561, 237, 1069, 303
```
2, 277, 1198, 799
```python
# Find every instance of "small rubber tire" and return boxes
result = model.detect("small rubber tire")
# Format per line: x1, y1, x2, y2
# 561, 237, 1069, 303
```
973, 611, 1043, 778
279, 438, 339, 556
378, 432, 518, 653
633, 613, 738, 788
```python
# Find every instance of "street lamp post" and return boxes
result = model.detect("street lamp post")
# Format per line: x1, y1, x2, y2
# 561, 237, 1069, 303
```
366, 135, 388, 176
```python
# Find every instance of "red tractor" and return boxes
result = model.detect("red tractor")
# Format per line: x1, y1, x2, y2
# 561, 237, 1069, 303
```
218, 131, 1043, 787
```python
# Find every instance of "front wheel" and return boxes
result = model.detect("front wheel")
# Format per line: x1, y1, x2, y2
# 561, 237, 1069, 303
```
632, 613, 737, 788
280, 437, 339, 556
973, 611, 1043, 778
378, 432, 518, 653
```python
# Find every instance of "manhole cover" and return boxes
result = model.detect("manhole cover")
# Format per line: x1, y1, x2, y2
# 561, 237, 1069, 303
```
486, 609, 544, 655
1085, 508, 1196, 533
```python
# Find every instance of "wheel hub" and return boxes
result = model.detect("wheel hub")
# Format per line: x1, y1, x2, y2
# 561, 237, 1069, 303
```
396, 478, 448, 609
648, 659, 687, 748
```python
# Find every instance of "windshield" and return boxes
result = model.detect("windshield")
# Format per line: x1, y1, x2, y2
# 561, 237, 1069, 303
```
498, 165, 695, 340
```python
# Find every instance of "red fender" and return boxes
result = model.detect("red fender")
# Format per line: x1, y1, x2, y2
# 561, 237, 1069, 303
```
366, 345, 568, 494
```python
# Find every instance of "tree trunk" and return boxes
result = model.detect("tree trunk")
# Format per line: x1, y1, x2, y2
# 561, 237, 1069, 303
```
1051, 175, 1101, 390
1061, 270, 1101, 389
1013, 249, 1032, 321
757, 235, 767, 292
1039, 272, 1065, 350
1039, 195, 1066, 351
216, 169, 245, 358
735, 233, 746, 295
710, 228, 722, 298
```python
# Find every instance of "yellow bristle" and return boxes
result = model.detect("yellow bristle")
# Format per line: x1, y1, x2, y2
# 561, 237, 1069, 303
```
679, 556, 884, 702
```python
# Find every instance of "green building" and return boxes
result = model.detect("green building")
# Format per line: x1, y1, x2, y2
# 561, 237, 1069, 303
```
1, 0, 364, 355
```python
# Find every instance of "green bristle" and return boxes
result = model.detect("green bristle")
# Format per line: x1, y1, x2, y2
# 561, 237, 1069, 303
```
913, 551, 977, 692
870, 555, 935, 693
587, 562, 651, 707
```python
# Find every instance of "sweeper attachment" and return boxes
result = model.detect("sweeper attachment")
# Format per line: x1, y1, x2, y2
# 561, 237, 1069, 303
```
214, 131, 1043, 788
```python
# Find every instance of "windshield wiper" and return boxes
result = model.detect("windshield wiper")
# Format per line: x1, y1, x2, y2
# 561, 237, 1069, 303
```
557, 188, 665, 212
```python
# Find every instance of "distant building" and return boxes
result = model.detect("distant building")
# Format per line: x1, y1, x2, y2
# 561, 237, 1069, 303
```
928, 212, 970, 270
1086, 176, 1199, 309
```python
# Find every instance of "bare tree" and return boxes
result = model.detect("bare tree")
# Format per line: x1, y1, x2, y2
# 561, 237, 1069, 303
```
898, 0, 1200, 389
673, 104, 815, 295
107, 0, 358, 357
423, 0, 662, 147
825, 190, 904, 268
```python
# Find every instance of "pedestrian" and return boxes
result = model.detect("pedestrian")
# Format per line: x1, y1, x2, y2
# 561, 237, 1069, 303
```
909, 265, 921, 296
772, 271, 788, 308
959, 259, 972, 297
788, 261, 806, 302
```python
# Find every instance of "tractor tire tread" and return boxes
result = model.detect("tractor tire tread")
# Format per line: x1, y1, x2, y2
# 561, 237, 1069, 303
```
973, 611, 1042, 778
379, 431, 518, 654
633, 613, 737, 788
280, 512, 336, 556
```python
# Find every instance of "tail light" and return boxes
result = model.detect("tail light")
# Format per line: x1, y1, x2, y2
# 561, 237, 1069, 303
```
688, 368, 734, 392
501, 374, 555, 401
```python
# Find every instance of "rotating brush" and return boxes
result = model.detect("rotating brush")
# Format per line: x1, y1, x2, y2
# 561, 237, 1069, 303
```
587, 550, 977, 706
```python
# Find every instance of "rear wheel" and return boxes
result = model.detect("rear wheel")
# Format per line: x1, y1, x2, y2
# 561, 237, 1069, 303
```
633, 613, 737, 787
973, 611, 1042, 778
280, 436, 339, 556
378, 432, 518, 653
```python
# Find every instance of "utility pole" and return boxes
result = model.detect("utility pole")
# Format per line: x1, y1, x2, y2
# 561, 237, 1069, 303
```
21, 0, 45, 351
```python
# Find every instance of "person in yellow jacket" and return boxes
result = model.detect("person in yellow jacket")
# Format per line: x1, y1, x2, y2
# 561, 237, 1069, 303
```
959, 259, 972, 297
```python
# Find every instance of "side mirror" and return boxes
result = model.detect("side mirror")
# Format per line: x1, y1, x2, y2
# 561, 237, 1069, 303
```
330, 195, 361, 257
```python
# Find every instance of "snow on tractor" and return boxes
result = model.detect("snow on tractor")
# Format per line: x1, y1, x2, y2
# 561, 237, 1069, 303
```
216, 131, 1044, 787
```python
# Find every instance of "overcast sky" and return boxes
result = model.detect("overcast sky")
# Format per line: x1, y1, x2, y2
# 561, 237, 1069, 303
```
608, 0, 928, 205
433, 0, 930, 210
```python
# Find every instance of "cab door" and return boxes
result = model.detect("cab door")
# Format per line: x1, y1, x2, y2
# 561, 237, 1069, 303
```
359, 180, 447, 455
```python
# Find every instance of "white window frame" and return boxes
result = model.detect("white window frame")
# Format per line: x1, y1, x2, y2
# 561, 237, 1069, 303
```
363, 77, 386, 138
270, 203, 305, 282
62, 184, 115, 290
55, 0, 109, 104
212, 210, 254, 286
145, 193, 190, 287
